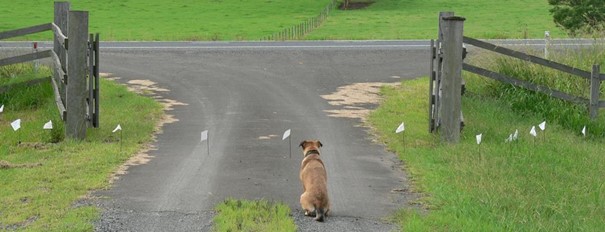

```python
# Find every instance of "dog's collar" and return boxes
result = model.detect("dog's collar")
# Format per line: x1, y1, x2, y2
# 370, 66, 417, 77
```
304, 149, 320, 157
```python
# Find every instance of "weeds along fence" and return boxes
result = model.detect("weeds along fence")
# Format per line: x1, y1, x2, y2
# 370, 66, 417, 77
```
0, 1, 99, 140
461, 38, 604, 119
430, 11, 605, 143
261, 0, 337, 41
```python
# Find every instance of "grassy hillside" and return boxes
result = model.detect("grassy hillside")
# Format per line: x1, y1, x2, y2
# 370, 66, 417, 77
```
0, 0, 565, 41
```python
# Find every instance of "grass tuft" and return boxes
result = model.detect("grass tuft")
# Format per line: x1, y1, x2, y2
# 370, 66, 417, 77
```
214, 198, 296, 232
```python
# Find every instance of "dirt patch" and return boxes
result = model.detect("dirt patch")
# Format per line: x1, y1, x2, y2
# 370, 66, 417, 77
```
126, 79, 170, 94
338, 1, 375, 10
101, 73, 187, 183
320, 82, 399, 123
0, 160, 42, 169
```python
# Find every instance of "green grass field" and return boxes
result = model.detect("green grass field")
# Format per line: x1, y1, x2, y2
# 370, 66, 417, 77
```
0, 0, 333, 41
368, 78, 605, 231
0, 66, 163, 230
1, 0, 565, 41
308, 0, 566, 39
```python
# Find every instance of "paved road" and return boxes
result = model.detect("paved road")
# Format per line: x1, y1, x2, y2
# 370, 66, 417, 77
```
88, 41, 429, 231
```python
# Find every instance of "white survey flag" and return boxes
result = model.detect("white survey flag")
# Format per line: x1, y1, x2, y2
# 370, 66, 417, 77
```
282, 129, 291, 140
530, 126, 537, 137
11, 119, 21, 131
43, 120, 53, 130
476, 133, 482, 145
112, 124, 122, 133
539, 121, 546, 131
0, 104, 4, 113
505, 134, 513, 143
201, 130, 208, 142
582, 126, 586, 136
395, 122, 405, 133
513, 129, 519, 141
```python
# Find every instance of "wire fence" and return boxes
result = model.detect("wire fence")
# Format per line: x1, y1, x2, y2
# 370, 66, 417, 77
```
261, 0, 338, 41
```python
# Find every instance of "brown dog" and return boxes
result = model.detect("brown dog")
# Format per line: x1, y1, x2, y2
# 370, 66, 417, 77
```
299, 140, 330, 222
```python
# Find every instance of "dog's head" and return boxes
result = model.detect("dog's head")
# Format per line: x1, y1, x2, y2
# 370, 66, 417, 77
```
299, 140, 323, 157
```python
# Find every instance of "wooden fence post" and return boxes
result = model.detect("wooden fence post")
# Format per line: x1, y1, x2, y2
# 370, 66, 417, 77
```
590, 64, 601, 120
440, 16, 465, 143
54, 1, 69, 110
66, 11, 88, 140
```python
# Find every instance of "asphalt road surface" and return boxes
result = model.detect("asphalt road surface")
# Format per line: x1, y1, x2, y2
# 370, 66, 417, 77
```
87, 41, 431, 231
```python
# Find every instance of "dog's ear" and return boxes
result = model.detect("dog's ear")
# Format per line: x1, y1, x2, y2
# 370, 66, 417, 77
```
318, 141, 323, 147
299, 140, 307, 148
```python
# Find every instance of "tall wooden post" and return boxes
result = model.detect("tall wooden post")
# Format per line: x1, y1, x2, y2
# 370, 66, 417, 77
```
440, 16, 465, 143
589, 65, 601, 120
66, 11, 88, 140
54, 1, 69, 109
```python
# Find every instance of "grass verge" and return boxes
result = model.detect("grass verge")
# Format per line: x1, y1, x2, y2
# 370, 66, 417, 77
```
0, 68, 163, 230
214, 198, 296, 232
368, 78, 605, 231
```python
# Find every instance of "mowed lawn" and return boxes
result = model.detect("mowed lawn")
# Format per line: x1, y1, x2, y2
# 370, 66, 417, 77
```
308, 0, 566, 39
0, 0, 332, 41
1, 0, 565, 41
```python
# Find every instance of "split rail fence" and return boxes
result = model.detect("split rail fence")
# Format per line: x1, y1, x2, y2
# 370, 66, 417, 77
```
429, 11, 605, 143
0, 1, 99, 140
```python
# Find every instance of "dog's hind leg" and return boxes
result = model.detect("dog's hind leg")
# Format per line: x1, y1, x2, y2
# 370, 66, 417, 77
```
300, 193, 316, 217
314, 208, 325, 222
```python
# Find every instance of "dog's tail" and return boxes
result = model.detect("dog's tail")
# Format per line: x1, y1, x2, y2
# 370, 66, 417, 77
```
314, 208, 325, 222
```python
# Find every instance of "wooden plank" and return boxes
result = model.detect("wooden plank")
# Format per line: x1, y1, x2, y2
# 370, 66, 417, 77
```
0, 77, 50, 94
0, 23, 51, 40
66, 10, 89, 140
51, 23, 68, 49
88, 34, 94, 128
49, 51, 66, 83
50, 76, 67, 121
428, 39, 435, 133
54, 1, 69, 105
463, 63, 589, 104
589, 65, 601, 119
0, 50, 52, 67
463, 36, 592, 79
94, 33, 100, 128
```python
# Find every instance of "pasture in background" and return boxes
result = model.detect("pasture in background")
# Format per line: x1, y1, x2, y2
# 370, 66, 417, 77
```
1, 0, 566, 41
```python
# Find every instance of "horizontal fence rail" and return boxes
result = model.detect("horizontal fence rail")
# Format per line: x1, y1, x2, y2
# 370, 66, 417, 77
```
462, 36, 605, 120
0, 49, 52, 66
463, 36, 598, 80
463, 63, 589, 104
0, 77, 51, 94
0, 23, 51, 40
0, 1, 99, 139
